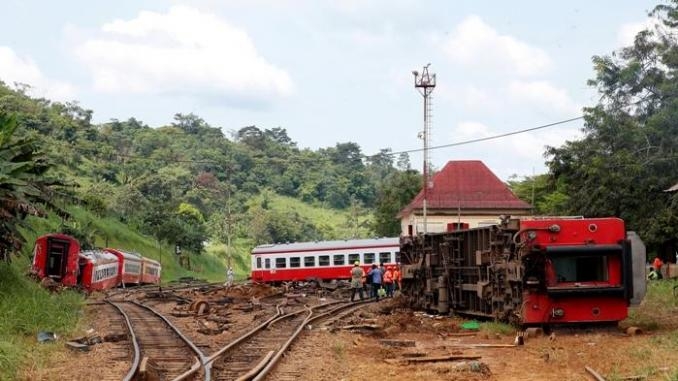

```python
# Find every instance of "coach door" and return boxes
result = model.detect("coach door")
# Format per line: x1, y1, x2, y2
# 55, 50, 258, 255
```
46, 238, 70, 279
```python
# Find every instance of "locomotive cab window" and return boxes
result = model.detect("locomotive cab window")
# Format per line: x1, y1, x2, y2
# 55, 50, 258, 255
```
275, 258, 287, 268
364, 253, 375, 264
290, 257, 301, 268
333, 254, 345, 266
304, 256, 315, 267
550, 254, 610, 283
379, 252, 392, 264
348, 253, 359, 264
319, 255, 330, 266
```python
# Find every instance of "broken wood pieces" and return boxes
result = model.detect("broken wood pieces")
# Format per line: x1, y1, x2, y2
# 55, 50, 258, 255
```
386, 354, 482, 365
585, 365, 607, 381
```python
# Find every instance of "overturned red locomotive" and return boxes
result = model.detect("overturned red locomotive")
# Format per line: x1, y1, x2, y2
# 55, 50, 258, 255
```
399, 216, 646, 326
31, 233, 161, 292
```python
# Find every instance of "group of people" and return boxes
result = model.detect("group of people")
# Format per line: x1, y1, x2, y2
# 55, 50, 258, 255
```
350, 261, 402, 302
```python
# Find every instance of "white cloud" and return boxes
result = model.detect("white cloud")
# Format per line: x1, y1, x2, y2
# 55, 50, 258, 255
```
0, 46, 76, 100
75, 6, 293, 102
441, 15, 552, 76
617, 17, 661, 47
508, 80, 581, 116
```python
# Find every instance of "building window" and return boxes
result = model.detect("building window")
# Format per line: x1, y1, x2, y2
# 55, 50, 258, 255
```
319, 255, 330, 266
275, 258, 287, 268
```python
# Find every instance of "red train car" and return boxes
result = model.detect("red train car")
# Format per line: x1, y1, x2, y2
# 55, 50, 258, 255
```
250, 237, 400, 283
104, 248, 143, 286
78, 250, 120, 291
399, 217, 646, 326
140, 257, 161, 284
31, 233, 162, 291
31, 233, 81, 287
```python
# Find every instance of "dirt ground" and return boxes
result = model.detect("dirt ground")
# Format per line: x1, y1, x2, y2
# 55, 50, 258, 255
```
21, 284, 678, 381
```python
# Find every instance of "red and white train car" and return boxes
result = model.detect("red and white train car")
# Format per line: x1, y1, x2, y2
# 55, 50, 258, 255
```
78, 250, 120, 291
104, 248, 143, 286
31, 233, 162, 291
31, 233, 81, 287
250, 237, 400, 283
140, 257, 161, 284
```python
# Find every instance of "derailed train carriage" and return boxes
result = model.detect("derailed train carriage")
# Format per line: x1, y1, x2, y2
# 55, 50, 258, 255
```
399, 216, 646, 326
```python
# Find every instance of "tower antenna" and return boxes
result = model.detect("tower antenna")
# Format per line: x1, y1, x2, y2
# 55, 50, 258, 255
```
412, 64, 436, 234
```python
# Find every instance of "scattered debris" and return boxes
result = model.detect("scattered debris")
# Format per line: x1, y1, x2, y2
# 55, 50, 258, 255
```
65, 341, 91, 352
385, 355, 482, 365
625, 327, 643, 336
37, 331, 57, 343
585, 365, 607, 381
447, 343, 516, 349
379, 339, 416, 347
460, 320, 480, 331
340, 324, 382, 330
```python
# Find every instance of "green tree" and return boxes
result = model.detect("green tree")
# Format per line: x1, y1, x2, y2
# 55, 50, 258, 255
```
372, 170, 421, 236
545, 2, 678, 248
0, 113, 64, 260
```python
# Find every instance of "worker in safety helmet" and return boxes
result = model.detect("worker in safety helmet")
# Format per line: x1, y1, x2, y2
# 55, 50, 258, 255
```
350, 261, 365, 301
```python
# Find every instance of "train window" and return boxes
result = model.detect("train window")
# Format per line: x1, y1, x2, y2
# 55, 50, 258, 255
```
551, 255, 609, 283
304, 256, 315, 267
265, 258, 271, 269
395, 252, 401, 263
290, 257, 301, 268
256, 257, 262, 269
348, 253, 359, 264
333, 254, 345, 266
318, 255, 330, 266
364, 253, 375, 264
379, 252, 392, 264
276, 258, 287, 268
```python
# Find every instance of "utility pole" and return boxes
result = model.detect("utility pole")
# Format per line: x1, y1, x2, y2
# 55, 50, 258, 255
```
413, 64, 436, 235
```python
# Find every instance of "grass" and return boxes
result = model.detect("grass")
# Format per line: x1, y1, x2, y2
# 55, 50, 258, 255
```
622, 278, 678, 331
0, 259, 84, 380
479, 321, 515, 336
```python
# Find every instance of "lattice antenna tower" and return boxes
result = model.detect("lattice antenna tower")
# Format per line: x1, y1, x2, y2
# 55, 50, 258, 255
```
412, 63, 436, 235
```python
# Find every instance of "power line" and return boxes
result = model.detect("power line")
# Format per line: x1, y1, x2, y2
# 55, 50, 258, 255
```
381, 116, 585, 157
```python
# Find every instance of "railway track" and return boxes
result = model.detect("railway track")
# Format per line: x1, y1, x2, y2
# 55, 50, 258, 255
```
208, 300, 370, 381
108, 300, 208, 381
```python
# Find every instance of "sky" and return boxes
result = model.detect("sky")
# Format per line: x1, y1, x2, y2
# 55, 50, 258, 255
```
0, 0, 661, 180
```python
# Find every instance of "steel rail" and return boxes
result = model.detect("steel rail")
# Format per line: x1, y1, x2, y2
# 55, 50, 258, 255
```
109, 300, 209, 381
106, 300, 141, 381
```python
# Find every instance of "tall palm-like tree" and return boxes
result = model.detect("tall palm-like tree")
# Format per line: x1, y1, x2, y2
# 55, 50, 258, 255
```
0, 112, 64, 261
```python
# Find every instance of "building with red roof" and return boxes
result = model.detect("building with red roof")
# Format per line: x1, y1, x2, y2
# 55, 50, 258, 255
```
398, 160, 532, 234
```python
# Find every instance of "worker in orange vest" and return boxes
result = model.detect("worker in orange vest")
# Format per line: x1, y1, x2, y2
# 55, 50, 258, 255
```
383, 266, 394, 297
393, 265, 401, 293
652, 256, 664, 279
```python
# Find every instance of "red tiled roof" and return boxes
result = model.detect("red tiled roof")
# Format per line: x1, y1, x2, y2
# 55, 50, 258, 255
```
398, 160, 532, 217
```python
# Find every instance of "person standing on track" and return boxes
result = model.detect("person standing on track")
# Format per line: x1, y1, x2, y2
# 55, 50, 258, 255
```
350, 261, 365, 301
383, 266, 394, 297
367, 264, 383, 301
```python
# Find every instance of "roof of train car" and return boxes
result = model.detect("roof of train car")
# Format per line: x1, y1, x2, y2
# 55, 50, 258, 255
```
104, 248, 143, 261
251, 237, 400, 255
141, 256, 161, 266
79, 250, 118, 263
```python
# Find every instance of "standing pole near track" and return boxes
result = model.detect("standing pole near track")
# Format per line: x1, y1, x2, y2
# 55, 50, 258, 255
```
412, 64, 436, 235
